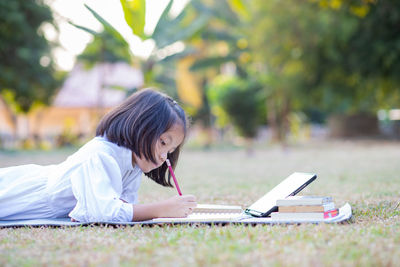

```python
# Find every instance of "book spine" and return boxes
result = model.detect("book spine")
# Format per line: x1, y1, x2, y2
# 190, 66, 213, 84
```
270, 208, 339, 220
278, 202, 335, 213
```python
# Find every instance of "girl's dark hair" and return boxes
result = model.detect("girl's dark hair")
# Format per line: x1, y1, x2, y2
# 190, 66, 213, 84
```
96, 88, 188, 187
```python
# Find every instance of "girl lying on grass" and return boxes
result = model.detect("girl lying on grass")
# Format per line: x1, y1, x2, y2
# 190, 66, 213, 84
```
0, 88, 197, 222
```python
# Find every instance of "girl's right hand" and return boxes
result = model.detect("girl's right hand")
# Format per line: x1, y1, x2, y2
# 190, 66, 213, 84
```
159, 195, 197, 218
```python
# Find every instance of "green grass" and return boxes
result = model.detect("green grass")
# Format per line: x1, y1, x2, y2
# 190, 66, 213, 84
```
1, 139, 399, 266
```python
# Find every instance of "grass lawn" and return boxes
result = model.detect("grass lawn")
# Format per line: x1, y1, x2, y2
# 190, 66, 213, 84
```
0, 139, 399, 266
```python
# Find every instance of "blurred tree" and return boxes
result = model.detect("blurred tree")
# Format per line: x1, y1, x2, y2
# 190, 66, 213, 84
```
188, 0, 250, 76
248, 0, 324, 141
350, 0, 400, 82
248, 0, 400, 140
120, 0, 209, 87
120, 0, 249, 114
208, 76, 265, 148
75, 1, 208, 108
0, 0, 59, 113
337, 0, 400, 110
174, 0, 252, 146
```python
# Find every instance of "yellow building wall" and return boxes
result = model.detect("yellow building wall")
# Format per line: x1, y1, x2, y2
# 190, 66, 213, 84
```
27, 107, 111, 140
0, 97, 16, 136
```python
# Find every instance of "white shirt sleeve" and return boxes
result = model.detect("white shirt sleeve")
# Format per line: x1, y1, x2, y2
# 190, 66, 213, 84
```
68, 152, 133, 222
120, 168, 142, 204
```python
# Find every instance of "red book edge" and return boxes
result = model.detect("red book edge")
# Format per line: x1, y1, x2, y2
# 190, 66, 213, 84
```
323, 209, 339, 219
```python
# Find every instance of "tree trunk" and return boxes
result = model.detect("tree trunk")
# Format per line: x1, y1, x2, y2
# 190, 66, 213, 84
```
267, 93, 291, 145
267, 97, 279, 142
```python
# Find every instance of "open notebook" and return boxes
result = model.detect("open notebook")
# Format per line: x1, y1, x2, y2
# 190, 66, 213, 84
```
149, 172, 317, 223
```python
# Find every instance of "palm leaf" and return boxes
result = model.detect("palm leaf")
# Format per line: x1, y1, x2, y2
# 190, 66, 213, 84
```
68, 21, 99, 36
84, 4, 126, 43
120, 0, 146, 39
151, 0, 174, 40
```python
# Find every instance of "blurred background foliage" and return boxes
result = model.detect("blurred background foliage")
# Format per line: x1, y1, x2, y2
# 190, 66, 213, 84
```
0, 0, 62, 113
208, 76, 265, 139
1, 0, 400, 148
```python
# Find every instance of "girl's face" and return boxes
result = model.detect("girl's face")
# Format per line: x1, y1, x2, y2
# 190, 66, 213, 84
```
133, 123, 185, 173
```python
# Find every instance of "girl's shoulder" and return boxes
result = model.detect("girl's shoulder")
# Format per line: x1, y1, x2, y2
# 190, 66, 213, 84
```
73, 137, 133, 170
87, 137, 130, 156
87, 136, 118, 150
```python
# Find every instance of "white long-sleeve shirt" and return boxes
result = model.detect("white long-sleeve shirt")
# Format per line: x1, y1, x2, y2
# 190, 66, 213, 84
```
0, 137, 142, 222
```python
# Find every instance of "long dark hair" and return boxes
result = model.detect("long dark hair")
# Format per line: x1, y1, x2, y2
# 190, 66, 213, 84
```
96, 88, 188, 187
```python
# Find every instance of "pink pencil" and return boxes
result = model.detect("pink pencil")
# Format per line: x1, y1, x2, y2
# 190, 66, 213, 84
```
166, 159, 182, 196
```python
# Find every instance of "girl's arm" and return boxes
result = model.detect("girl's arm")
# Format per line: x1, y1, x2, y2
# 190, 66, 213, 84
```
132, 195, 196, 221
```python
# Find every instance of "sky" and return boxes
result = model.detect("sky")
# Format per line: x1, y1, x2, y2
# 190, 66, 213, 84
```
45, 0, 188, 71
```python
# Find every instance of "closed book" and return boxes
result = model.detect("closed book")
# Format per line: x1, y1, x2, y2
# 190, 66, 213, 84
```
278, 202, 335, 213
276, 196, 333, 206
271, 209, 339, 220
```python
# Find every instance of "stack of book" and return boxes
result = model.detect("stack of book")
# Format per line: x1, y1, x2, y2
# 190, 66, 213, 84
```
271, 196, 339, 220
